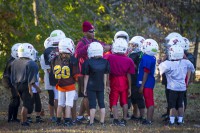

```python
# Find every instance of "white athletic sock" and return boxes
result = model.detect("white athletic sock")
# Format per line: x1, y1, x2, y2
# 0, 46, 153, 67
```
170, 116, 175, 124
178, 116, 183, 123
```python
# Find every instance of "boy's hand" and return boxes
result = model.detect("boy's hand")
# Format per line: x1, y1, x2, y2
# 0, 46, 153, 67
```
128, 89, 131, 97
37, 88, 42, 93
106, 86, 110, 94
84, 90, 87, 96
139, 86, 143, 94
29, 90, 33, 97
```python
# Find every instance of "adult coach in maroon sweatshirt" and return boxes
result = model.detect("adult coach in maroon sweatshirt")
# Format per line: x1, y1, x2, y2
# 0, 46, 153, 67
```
75, 21, 110, 122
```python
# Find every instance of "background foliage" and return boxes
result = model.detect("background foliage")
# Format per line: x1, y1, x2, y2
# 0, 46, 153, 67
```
0, 0, 200, 72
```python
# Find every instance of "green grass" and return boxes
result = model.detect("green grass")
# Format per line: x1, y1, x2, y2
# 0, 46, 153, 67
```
0, 83, 200, 132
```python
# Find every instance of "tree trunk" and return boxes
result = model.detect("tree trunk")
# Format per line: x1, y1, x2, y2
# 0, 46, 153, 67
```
193, 34, 199, 82
33, 0, 39, 26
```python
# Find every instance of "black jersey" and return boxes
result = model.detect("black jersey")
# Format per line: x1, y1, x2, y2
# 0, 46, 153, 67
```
129, 51, 143, 87
11, 58, 39, 87
43, 47, 59, 85
51, 55, 79, 87
82, 58, 110, 91
2, 56, 15, 88
185, 52, 196, 68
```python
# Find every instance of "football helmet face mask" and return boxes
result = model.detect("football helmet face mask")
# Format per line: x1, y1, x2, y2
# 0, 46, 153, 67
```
11, 43, 22, 59
30, 48, 39, 61
182, 37, 190, 51
87, 42, 103, 58
114, 31, 129, 42
18, 43, 35, 59
129, 36, 145, 53
168, 45, 184, 60
50, 30, 66, 47
58, 38, 75, 55
141, 39, 159, 56
112, 38, 128, 54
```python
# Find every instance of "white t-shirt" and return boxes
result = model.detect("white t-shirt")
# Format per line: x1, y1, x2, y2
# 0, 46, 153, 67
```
159, 59, 195, 91
40, 54, 50, 70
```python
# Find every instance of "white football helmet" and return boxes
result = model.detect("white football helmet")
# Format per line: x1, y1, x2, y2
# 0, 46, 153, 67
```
164, 32, 182, 47
30, 48, 39, 61
18, 43, 35, 59
129, 36, 145, 53
87, 42, 103, 58
168, 45, 184, 60
44, 37, 53, 49
166, 36, 185, 48
114, 31, 129, 42
58, 38, 75, 55
11, 43, 22, 59
112, 38, 128, 54
182, 37, 190, 51
141, 39, 159, 56
50, 30, 66, 46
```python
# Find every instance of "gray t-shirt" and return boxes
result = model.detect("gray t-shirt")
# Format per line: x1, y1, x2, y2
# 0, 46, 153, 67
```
11, 58, 39, 86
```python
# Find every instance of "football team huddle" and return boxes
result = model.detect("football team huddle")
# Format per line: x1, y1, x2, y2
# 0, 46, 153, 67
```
2, 21, 195, 127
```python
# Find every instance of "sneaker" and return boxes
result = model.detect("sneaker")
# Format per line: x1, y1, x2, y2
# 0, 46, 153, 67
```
110, 113, 114, 118
76, 116, 87, 122
177, 121, 184, 126
64, 121, 73, 127
36, 117, 44, 123
112, 119, 126, 126
120, 119, 127, 126
138, 116, 146, 122
50, 117, 57, 123
100, 122, 106, 127
161, 113, 168, 118
21, 122, 30, 126
10, 118, 20, 123
56, 121, 63, 126
142, 119, 152, 125
131, 115, 139, 121
163, 116, 169, 122
165, 121, 174, 126
26, 117, 33, 123
94, 118, 100, 123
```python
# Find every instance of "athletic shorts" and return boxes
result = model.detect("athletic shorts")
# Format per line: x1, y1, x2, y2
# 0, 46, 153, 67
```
32, 93, 42, 112
109, 76, 128, 108
58, 90, 75, 107
143, 88, 154, 108
87, 90, 105, 109
17, 83, 33, 114
131, 87, 145, 109
169, 90, 185, 109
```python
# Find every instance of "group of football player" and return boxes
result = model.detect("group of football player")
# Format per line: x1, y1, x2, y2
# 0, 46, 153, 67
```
2, 21, 195, 127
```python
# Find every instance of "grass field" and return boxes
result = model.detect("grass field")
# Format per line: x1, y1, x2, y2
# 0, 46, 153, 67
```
0, 82, 200, 133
